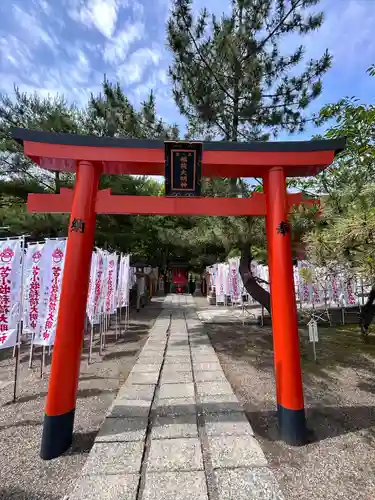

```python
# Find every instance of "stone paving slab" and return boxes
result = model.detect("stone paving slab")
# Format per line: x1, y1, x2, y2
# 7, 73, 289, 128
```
193, 355, 220, 362
163, 362, 192, 372
161, 371, 193, 384
136, 355, 164, 364
196, 381, 234, 397
82, 442, 144, 474
152, 415, 198, 439
143, 471, 208, 500
194, 370, 227, 382
131, 363, 161, 373
159, 382, 195, 399
126, 372, 160, 385
204, 411, 254, 436
148, 437, 203, 471
154, 397, 197, 416
208, 434, 267, 468
108, 399, 151, 418
69, 474, 139, 500
141, 345, 166, 352
96, 417, 148, 442
214, 468, 285, 500
193, 361, 223, 371
118, 384, 156, 400
200, 394, 244, 414
164, 356, 192, 364
168, 340, 189, 345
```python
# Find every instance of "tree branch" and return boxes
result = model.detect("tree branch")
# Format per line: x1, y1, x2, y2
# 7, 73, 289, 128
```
178, 12, 235, 103
0, 154, 54, 192
255, 0, 304, 55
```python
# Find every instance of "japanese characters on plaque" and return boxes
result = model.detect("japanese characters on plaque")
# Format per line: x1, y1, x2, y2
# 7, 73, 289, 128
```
164, 141, 202, 197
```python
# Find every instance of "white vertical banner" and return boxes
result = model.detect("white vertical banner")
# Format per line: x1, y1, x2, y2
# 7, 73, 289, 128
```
93, 249, 105, 324
116, 254, 123, 309
260, 265, 270, 293
104, 253, 116, 315
311, 270, 325, 306
297, 261, 313, 305
35, 239, 66, 346
229, 258, 241, 303
99, 251, 108, 316
329, 273, 342, 306
0, 239, 22, 349
110, 254, 119, 314
23, 243, 47, 341
215, 263, 226, 304
120, 255, 130, 307
86, 251, 98, 324
344, 277, 357, 306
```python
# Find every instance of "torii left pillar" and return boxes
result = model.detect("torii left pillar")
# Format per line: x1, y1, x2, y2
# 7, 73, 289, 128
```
40, 161, 100, 460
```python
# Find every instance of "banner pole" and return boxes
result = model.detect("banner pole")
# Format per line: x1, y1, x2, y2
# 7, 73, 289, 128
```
99, 313, 103, 356
13, 236, 25, 403
40, 345, 46, 379
88, 323, 93, 364
28, 332, 35, 368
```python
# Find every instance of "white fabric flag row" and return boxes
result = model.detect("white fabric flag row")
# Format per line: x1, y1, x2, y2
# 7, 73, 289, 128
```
1, 241, 134, 350
207, 258, 360, 308
86, 251, 132, 326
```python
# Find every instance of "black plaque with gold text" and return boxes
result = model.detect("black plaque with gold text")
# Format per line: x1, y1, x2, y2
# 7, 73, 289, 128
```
164, 141, 202, 197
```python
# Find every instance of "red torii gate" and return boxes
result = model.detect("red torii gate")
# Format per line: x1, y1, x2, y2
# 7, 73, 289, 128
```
12, 128, 345, 460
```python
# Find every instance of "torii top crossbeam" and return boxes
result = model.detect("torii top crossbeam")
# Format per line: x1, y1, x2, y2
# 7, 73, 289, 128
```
12, 128, 345, 178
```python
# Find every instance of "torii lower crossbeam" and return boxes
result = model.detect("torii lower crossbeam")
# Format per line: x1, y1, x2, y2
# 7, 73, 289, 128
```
27, 188, 317, 216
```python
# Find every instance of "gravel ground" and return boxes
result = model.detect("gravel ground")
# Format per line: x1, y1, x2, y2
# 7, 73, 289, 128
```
195, 297, 375, 500
0, 299, 163, 500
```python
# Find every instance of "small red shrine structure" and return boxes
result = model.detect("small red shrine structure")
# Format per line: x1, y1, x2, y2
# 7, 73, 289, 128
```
12, 127, 345, 460
170, 263, 189, 294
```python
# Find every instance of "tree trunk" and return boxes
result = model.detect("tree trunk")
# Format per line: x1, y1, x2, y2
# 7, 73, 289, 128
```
359, 283, 375, 335
54, 171, 61, 194
239, 245, 271, 314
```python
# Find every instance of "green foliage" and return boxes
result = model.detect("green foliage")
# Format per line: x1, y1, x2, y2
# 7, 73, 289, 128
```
300, 67, 375, 278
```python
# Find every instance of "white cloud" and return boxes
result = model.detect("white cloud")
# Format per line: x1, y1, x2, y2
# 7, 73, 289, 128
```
103, 22, 145, 64
35, 0, 52, 15
117, 47, 162, 85
312, 0, 375, 69
11, 5, 58, 51
69, 0, 121, 38
132, 0, 144, 20
0, 36, 33, 71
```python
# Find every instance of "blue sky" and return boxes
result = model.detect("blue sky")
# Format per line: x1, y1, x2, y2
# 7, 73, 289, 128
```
0, 0, 375, 141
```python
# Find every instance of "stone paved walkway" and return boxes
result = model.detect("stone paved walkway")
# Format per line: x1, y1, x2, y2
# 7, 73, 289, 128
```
68, 294, 284, 500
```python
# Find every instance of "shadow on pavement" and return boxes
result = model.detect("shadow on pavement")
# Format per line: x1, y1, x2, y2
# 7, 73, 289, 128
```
246, 405, 375, 443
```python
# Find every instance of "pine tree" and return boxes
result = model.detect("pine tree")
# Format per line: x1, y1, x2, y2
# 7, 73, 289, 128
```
86, 78, 180, 140
168, 0, 331, 141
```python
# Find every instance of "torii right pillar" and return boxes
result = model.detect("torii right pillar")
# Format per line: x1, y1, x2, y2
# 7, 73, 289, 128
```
265, 166, 307, 445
